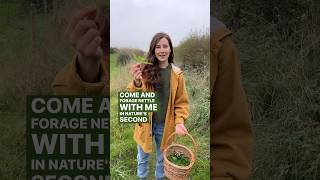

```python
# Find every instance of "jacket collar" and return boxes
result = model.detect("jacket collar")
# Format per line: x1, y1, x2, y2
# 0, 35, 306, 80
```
211, 16, 226, 33
211, 16, 232, 42
171, 63, 183, 75
214, 27, 232, 42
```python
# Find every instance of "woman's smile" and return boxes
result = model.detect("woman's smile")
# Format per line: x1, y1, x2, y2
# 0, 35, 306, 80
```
157, 53, 168, 60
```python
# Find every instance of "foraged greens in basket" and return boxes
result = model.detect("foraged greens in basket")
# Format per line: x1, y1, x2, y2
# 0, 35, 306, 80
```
167, 151, 190, 166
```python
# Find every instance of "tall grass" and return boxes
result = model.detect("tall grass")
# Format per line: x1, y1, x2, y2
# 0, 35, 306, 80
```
233, 22, 320, 180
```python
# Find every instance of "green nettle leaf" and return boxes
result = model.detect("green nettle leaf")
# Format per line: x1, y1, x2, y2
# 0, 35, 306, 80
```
133, 54, 153, 65
167, 151, 190, 166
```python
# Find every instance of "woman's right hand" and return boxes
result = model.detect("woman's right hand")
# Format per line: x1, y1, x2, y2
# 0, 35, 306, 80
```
66, 7, 103, 83
130, 63, 142, 87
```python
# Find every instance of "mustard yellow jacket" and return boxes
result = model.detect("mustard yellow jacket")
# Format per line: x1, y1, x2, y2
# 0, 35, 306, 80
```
211, 18, 253, 179
52, 57, 108, 95
127, 64, 190, 153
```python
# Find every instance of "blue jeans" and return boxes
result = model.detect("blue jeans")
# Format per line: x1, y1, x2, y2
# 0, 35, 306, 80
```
137, 122, 164, 179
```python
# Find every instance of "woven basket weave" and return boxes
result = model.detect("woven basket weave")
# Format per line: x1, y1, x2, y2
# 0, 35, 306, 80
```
163, 132, 197, 180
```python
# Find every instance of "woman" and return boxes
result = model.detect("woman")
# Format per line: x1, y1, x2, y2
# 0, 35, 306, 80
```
128, 32, 190, 180
211, 16, 253, 179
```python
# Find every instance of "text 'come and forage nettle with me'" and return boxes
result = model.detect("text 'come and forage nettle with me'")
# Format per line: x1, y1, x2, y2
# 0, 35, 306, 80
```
118, 92, 159, 123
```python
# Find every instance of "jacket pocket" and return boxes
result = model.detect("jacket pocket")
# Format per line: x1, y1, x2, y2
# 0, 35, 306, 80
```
135, 124, 145, 139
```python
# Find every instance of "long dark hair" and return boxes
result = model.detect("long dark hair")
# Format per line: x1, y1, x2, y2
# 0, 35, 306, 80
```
142, 32, 174, 89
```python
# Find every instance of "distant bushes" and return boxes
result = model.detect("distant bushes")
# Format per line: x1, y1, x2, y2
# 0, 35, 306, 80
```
130, 48, 144, 57
174, 30, 209, 68
117, 49, 131, 66
116, 48, 145, 66
110, 47, 119, 54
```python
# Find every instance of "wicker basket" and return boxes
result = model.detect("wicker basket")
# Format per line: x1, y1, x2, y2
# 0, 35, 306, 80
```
163, 132, 198, 180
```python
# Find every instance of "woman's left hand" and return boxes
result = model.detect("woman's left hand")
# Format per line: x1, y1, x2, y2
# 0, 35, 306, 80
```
175, 123, 188, 136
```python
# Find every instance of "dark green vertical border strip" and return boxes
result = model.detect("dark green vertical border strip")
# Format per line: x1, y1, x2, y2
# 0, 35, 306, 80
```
26, 96, 31, 180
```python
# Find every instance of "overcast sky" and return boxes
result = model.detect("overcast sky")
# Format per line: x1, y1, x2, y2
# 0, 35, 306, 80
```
110, 0, 210, 51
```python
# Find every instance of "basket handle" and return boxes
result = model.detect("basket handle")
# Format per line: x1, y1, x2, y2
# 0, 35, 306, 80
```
165, 132, 199, 154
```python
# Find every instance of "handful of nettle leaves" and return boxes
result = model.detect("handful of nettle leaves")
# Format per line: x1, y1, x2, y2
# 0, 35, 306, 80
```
167, 151, 190, 166
133, 54, 153, 65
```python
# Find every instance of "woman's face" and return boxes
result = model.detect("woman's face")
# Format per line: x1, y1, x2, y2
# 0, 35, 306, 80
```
155, 37, 171, 63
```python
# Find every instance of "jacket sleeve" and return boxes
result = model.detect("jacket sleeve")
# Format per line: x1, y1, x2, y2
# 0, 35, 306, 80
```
52, 56, 107, 95
211, 31, 253, 179
174, 73, 190, 124
127, 80, 145, 92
